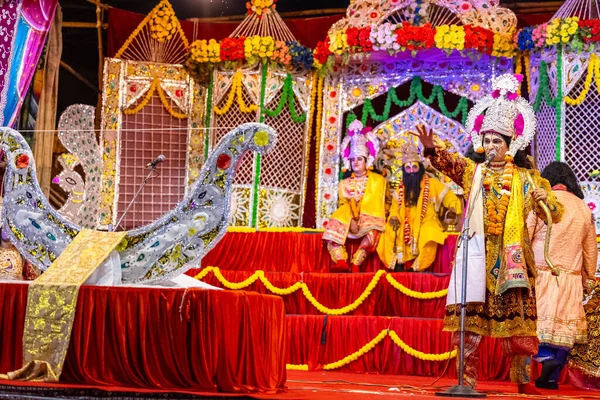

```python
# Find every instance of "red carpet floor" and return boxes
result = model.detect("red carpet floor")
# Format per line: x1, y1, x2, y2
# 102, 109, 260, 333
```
2, 371, 597, 399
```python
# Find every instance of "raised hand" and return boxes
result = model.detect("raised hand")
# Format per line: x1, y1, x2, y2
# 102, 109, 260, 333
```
410, 124, 437, 149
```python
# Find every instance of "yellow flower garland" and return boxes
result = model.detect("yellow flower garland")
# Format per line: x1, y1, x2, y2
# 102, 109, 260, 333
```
123, 80, 158, 115
123, 78, 188, 119
314, 76, 325, 205
156, 84, 188, 119
565, 54, 597, 106
287, 329, 457, 371
194, 267, 448, 316
385, 274, 448, 299
214, 71, 258, 115
324, 329, 388, 370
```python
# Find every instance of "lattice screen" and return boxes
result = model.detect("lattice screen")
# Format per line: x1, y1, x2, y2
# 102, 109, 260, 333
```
533, 102, 558, 171
211, 79, 258, 226
259, 89, 306, 227
564, 79, 600, 182
118, 94, 188, 230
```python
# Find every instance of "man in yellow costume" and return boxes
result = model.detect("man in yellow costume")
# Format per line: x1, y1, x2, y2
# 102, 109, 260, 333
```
323, 120, 386, 273
377, 141, 462, 271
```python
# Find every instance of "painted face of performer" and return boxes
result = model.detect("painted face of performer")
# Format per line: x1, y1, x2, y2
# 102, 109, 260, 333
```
350, 157, 367, 176
402, 162, 425, 207
482, 132, 508, 163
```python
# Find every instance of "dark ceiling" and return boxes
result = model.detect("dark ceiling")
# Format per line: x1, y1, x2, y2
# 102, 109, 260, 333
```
56, 0, 560, 118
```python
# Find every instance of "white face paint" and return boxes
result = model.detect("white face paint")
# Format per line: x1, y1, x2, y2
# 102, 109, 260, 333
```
482, 132, 508, 162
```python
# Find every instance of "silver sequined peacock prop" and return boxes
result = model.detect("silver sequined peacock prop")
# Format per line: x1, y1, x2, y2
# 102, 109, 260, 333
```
0, 123, 277, 284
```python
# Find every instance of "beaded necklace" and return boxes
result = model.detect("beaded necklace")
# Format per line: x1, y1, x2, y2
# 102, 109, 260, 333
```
482, 162, 513, 236
395, 175, 430, 244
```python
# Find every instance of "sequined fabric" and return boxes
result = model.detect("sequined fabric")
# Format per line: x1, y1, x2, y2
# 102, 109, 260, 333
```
0, 229, 126, 382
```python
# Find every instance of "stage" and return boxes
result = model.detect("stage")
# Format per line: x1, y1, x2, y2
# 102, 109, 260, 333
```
0, 371, 596, 399
2, 231, 599, 398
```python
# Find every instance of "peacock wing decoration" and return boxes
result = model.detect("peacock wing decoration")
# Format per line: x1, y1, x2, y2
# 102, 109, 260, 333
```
55, 104, 102, 228
1, 123, 277, 284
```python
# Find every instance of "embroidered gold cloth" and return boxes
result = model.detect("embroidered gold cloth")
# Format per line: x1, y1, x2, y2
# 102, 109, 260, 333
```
0, 229, 126, 382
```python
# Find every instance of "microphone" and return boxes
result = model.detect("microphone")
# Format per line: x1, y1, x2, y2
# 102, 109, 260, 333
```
146, 155, 166, 169
485, 150, 497, 164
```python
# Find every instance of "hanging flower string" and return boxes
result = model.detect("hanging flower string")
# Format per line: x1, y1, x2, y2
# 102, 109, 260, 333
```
263, 73, 307, 123
360, 77, 469, 126
286, 328, 456, 371
213, 71, 259, 115
193, 267, 449, 315
123, 79, 187, 119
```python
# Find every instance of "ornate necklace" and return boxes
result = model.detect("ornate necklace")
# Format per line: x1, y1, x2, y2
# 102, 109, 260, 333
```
482, 162, 513, 236
395, 175, 430, 245
349, 172, 368, 219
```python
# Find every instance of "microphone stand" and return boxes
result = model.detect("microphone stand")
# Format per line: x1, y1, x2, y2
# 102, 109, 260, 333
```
437, 160, 490, 399
110, 166, 160, 232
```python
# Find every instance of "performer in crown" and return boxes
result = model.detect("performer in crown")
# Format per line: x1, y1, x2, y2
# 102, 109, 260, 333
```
412, 73, 564, 394
323, 120, 387, 273
377, 140, 462, 271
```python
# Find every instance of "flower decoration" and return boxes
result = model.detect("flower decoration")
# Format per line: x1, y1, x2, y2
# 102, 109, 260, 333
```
287, 41, 314, 70
149, 2, 178, 42
531, 23, 548, 47
516, 27, 534, 51
395, 22, 435, 53
313, 38, 332, 67
590, 169, 600, 178
370, 23, 400, 54
346, 26, 373, 53
220, 37, 246, 62
244, 35, 275, 64
579, 20, 600, 43
271, 40, 291, 66
246, 0, 276, 17
434, 25, 465, 53
189, 39, 221, 63
546, 17, 579, 46
464, 25, 494, 54
329, 30, 349, 55
491, 33, 515, 58
16, 154, 30, 169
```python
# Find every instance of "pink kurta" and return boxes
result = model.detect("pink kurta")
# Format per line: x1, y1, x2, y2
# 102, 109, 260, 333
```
527, 189, 598, 348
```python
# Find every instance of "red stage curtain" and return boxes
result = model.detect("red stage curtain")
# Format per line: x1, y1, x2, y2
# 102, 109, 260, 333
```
106, 8, 344, 56
0, 283, 286, 394
188, 270, 450, 318
286, 315, 514, 380
201, 232, 456, 274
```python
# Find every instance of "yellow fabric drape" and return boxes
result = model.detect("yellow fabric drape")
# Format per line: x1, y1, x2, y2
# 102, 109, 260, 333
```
377, 176, 462, 270
0, 229, 126, 382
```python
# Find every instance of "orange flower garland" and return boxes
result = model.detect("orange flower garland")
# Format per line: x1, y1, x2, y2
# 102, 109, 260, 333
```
483, 163, 513, 236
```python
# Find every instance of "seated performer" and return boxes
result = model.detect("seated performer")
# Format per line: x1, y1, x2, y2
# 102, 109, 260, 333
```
528, 161, 598, 390
323, 120, 386, 273
377, 141, 462, 271
412, 73, 563, 394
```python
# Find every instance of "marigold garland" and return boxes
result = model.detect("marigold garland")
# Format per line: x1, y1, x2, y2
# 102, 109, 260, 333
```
482, 162, 513, 236
123, 80, 157, 115
213, 71, 258, 115
156, 84, 188, 119
287, 329, 456, 371
565, 54, 597, 106
194, 266, 449, 314
324, 329, 388, 370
